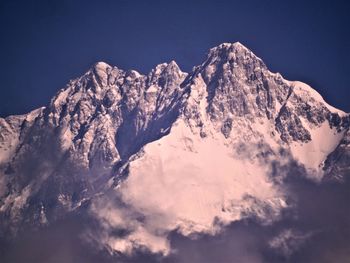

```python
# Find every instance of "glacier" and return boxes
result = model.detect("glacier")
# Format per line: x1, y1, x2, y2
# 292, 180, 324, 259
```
0, 42, 349, 259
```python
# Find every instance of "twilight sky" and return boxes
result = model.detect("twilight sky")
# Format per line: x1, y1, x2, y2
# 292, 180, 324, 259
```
0, 0, 349, 117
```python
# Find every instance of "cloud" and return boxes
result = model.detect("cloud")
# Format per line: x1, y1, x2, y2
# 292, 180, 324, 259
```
2, 138, 350, 263
0, 215, 113, 263
268, 228, 313, 257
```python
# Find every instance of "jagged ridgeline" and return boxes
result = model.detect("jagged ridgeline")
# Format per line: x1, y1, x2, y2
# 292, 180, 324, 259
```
0, 42, 349, 255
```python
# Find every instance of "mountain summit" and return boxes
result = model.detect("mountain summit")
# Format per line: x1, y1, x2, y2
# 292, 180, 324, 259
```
0, 42, 349, 256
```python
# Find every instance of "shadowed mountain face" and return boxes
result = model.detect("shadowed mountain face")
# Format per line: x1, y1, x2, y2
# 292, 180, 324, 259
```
0, 42, 349, 262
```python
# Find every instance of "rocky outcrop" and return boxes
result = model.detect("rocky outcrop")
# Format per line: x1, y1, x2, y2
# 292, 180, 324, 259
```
0, 42, 348, 241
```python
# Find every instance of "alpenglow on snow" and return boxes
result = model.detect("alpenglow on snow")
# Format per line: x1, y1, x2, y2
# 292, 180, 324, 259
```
0, 42, 349, 255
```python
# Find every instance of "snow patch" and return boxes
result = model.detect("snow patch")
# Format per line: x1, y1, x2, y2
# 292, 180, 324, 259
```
290, 119, 345, 179
96, 119, 285, 254
290, 81, 347, 117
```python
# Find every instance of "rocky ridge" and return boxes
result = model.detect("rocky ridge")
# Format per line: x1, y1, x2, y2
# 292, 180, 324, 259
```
0, 42, 349, 254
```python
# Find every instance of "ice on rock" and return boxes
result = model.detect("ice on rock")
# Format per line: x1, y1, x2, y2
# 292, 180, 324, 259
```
290, 81, 348, 117
0, 42, 349, 255
93, 61, 111, 84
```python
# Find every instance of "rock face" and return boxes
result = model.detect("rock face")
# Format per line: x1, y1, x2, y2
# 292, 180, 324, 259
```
0, 59, 188, 235
0, 42, 349, 254
323, 129, 350, 182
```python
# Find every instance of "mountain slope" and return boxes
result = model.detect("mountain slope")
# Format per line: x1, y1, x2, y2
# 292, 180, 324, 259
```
0, 42, 349, 256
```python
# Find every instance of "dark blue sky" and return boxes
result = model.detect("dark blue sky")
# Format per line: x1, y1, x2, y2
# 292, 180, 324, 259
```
0, 0, 349, 117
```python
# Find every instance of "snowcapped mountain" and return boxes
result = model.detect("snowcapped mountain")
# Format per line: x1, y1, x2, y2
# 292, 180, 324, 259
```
0, 42, 349, 258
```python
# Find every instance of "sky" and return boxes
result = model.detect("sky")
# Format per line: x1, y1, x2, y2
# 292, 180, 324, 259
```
0, 0, 349, 117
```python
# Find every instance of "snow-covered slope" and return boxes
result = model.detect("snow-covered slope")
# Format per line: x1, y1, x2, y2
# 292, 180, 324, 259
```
95, 118, 286, 254
0, 42, 349, 255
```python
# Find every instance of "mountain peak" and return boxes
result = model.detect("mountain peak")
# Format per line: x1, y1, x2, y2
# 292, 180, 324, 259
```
1, 41, 350, 258
153, 60, 182, 73
93, 61, 111, 71
218, 41, 248, 50
209, 41, 254, 56
203, 42, 265, 74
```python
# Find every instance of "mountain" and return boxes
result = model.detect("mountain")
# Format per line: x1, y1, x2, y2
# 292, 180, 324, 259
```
0, 42, 349, 259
